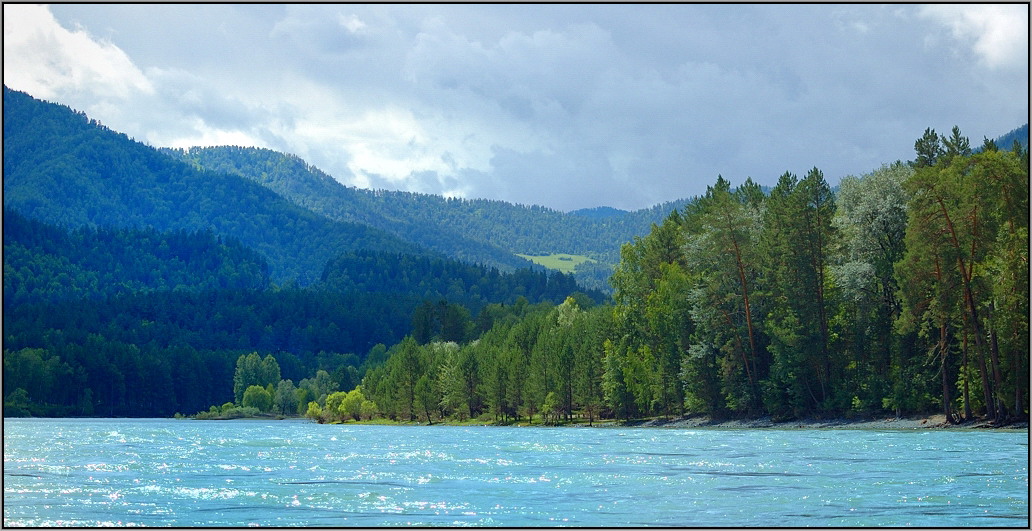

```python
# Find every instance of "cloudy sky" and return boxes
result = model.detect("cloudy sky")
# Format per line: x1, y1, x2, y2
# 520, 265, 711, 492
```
4, 4, 1028, 211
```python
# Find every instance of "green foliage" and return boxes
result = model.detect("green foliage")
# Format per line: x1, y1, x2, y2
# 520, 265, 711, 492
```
304, 401, 323, 422
913, 127, 944, 168
338, 387, 367, 421
681, 176, 764, 414
161, 144, 696, 293
233, 353, 281, 404
601, 339, 632, 419
320, 251, 602, 314
3, 87, 422, 286
515, 254, 597, 274
758, 168, 838, 414
4, 209, 270, 307
193, 402, 261, 420
1, 280, 419, 416
541, 391, 560, 425
241, 385, 273, 412
832, 162, 912, 415
273, 379, 298, 415
3, 87, 1026, 425
4, 388, 34, 417
359, 399, 380, 420
897, 141, 1029, 421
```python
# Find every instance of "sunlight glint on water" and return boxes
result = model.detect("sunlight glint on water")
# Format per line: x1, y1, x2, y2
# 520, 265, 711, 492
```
3, 418, 1028, 527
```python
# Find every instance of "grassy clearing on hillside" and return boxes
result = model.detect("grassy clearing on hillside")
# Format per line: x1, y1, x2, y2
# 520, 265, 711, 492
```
516, 253, 596, 274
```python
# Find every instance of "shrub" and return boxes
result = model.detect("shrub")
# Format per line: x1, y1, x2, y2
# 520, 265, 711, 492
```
242, 385, 273, 412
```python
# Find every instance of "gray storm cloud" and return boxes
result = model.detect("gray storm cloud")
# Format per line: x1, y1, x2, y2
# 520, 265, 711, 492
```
4, 3, 1027, 211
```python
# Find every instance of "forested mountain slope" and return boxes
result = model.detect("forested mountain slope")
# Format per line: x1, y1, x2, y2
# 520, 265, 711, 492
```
3, 201, 598, 417
317, 250, 601, 313
3, 87, 427, 285
3, 86, 608, 417
163, 146, 696, 291
991, 123, 1029, 152
3, 209, 270, 306
162, 146, 533, 273
6, 84, 1024, 423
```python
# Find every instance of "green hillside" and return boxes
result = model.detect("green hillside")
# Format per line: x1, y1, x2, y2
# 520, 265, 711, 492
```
3, 87, 426, 285
3, 209, 270, 306
163, 145, 696, 291
163, 145, 534, 273
516, 253, 597, 274
6, 84, 1025, 424
2, 87, 607, 417
994, 123, 1029, 151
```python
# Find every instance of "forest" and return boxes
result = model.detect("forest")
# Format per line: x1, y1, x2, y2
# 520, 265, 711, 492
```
3, 84, 1029, 424
162, 145, 693, 292
3, 213, 597, 417
311, 128, 1029, 425
3, 87, 426, 286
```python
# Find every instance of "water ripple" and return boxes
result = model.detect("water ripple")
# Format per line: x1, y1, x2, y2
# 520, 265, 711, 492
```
3, 419, 1027, 527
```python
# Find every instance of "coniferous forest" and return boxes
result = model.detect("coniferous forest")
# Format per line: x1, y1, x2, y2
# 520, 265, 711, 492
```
3, 86, 1029, 424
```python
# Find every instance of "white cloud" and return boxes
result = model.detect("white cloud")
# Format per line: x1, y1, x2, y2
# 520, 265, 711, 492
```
338, 14, 366, 34
3, 5, 287, 157
8, 4, 1028, 211
156, 118, 266, 150
919, 4, 1029, 69
3, 4, 152, 101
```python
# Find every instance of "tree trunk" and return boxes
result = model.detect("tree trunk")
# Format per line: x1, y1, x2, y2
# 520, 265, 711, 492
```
962, 325, 972, 421
986, 302, 1006, 420
939, 322, 958, 424
722, 209, 759, 394
936, 197, 996, 421
1014, 319, 1026, 420
976, 337, 994, 419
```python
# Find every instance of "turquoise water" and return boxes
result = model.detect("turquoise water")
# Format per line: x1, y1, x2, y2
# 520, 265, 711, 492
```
3, 418, 1027, 527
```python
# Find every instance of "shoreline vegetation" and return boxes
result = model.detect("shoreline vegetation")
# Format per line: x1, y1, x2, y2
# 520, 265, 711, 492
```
182, 411, 1028, 431
5, 87, 1027, 427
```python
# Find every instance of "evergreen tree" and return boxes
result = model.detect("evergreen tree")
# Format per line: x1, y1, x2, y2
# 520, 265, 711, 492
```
914, 127, 944, 168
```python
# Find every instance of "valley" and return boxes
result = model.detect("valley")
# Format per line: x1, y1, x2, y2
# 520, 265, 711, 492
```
3, 85, 1028, 426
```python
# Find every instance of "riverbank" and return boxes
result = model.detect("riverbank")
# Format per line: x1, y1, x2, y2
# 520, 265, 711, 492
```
616, 413, 1029, 430
188, 411, 1028, 430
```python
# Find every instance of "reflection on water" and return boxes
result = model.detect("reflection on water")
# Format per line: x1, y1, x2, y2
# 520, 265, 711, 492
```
3, 418, 1028, 527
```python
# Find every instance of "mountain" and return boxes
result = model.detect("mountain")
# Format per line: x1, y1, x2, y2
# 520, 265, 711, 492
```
568, 206, 631, 220
3, 85, 693, 292
317, 250, 602, 314
163, 145, 697, 291
3, 87, 619, 417
994, 124, 1029, 151
3, 87, 427, 285
3, 209, 270, 307
162, 145, 534, 273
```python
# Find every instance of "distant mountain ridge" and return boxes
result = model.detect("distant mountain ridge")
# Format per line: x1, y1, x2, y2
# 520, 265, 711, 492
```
8, 86, 1024, 292
162, 145, 534, 273
3, 86, 636, 292
568, 206, 630, 220
162, 145, 697, 290
0, 86, 713, 292
2, 87, 425, 285
3, 208, 270, 306
993, 123, 1028, 151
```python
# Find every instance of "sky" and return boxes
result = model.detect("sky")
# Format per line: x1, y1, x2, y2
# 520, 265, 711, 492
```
4, 4, 1028, 212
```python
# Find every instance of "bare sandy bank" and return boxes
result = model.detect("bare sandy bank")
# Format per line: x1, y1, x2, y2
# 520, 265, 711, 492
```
613, 414, 1029, 431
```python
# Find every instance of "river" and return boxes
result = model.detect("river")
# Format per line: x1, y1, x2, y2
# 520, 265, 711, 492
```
3, 418, 1028, 526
